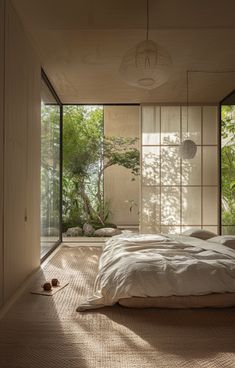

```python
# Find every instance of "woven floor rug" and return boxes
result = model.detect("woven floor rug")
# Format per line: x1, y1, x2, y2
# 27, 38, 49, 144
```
0, 245, 235, 368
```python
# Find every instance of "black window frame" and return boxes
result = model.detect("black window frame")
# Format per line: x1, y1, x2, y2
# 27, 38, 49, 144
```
40, 69, 63, 262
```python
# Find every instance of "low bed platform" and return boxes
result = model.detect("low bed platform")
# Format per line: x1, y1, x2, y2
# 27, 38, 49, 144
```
119, 293, 235, 309
77, 233, 235, 311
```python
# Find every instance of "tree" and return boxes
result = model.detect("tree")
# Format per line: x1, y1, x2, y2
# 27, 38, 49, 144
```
63, 105, 140, 229
221, 105, 235, 232
41, 102, 60, 232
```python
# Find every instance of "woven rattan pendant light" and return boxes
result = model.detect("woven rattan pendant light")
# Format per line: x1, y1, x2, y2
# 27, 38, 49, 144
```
119, 0, 172, 89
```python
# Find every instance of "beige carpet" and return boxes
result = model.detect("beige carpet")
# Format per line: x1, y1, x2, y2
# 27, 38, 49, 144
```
0, 245, 235, 368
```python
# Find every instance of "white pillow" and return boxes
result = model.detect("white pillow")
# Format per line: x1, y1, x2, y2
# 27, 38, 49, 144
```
209, 236, 235, 250
182, 228, 216, 240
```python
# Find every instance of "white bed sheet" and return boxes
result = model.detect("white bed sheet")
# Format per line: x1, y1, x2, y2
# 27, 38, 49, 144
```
77, 233, 235, 311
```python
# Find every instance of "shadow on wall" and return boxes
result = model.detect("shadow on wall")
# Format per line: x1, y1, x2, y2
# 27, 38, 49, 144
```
142, 146, 195, 233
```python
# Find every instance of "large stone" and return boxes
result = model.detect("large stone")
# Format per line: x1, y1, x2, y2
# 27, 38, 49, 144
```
66, 226, 83, 237
94, 228, 122, 237
83, 223, 95, 236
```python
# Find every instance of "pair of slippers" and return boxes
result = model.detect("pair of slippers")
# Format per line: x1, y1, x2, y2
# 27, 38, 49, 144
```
31, 279, 69, 296
42, 278, 60, 291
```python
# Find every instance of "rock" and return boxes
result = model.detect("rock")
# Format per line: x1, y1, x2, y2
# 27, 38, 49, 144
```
66, 226, 83, 237
94, 228, 122, 237
83, 223, 95, 236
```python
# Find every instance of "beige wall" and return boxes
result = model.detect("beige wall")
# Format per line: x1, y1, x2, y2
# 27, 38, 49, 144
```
104, 106, 140, 227
0, 0, 41, 306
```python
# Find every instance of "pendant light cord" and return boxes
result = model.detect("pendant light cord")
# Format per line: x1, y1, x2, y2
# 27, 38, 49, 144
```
146, 0, 149, 40
186, 70, 189, 135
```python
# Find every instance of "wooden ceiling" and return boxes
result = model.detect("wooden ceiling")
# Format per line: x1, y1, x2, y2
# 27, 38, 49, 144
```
12, 0, 235, 104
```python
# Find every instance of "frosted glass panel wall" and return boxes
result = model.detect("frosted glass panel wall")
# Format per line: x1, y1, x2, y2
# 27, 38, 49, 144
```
141, 105, 218, 234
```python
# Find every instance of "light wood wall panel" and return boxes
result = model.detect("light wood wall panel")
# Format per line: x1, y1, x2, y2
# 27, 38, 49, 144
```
3, 1, 40, 302
25, 61, 41, 273
0, 0, 5, 307
104, 106, 140, 227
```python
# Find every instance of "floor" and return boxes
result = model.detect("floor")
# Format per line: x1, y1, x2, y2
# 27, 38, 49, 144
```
40, 236, 60, 259
40, 242, 58, 259
40, 237, 104, 259
62, 236, 106, 242
0, 243, 235, 368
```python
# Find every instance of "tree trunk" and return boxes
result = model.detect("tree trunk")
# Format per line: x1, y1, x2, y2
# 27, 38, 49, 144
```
96, 161, 113, 224
77, 180, 96, 222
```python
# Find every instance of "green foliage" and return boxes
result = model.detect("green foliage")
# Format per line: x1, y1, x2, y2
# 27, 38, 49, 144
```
63, 106, 103, 178
125, 199, 138, 213
62, 105, 140, 231
221, 105, 235, 139
41, 102, 60, 231
104, 136, 140, 175
221, 105, 235, 230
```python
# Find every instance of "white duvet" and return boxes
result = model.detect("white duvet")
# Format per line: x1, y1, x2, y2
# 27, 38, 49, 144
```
77, 233, 235, 311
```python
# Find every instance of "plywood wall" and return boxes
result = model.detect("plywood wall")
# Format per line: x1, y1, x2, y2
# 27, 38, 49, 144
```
0, 0, 41, 306
104, 106, 140, 227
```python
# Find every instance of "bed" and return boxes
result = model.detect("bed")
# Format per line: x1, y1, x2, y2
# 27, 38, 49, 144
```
77, 232, 235, 311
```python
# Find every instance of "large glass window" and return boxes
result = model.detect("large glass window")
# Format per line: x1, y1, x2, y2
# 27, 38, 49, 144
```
221, 103, 235, 234
62, 105, 103, 235
62, 105, 140, 240
40, 74, 61, 258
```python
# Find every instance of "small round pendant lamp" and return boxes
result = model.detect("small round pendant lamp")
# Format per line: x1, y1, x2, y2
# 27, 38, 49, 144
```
180, 71, 197, 160
179, 139, 197, 159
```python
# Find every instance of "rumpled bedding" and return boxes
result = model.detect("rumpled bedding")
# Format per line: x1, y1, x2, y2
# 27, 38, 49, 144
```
77, 233, 235, 311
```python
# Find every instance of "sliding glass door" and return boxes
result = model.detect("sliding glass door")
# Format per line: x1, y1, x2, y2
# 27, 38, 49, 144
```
40, 72, 62, 258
